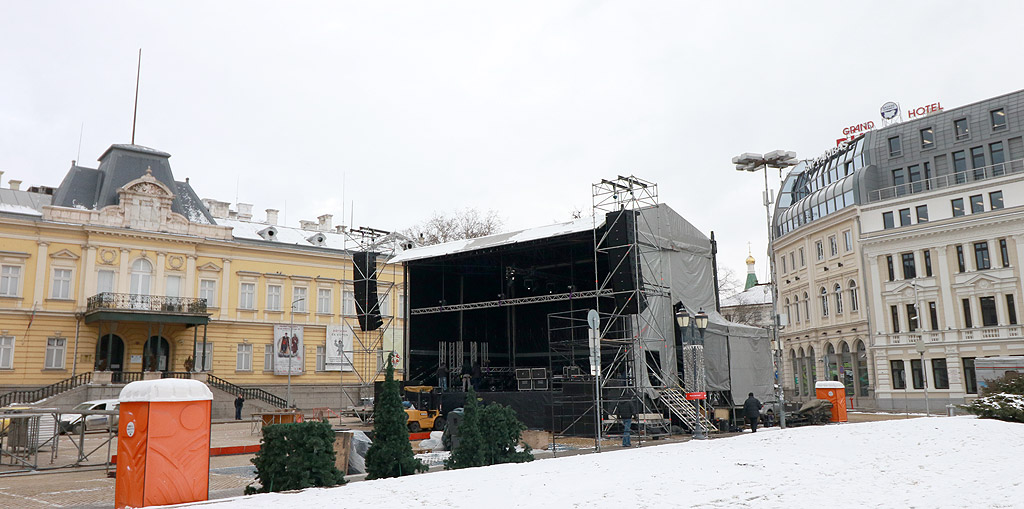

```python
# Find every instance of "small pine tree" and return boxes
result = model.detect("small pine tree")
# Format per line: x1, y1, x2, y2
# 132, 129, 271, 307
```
246, 420, 344, 494
481, 402, 534, 465
445, 388, 485, 469
365, 359, 427, 479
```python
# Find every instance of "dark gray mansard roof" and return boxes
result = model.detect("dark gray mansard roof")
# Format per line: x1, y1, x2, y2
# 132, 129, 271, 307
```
51, 144, 215, 224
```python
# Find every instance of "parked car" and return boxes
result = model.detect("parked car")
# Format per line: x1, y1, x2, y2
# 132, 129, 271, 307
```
59, 399, 120, 434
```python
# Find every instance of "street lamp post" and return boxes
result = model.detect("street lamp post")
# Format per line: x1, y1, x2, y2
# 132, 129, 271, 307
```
676, 305, 709, 439
288, 296, 306, 408
733, 150, 799, 429
915, 339, 930, 415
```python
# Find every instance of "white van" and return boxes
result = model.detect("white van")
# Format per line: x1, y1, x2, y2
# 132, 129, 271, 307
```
59, 399, 120, 434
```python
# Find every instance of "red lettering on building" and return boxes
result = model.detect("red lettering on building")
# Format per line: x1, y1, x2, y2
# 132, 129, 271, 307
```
908, 102, 943, 119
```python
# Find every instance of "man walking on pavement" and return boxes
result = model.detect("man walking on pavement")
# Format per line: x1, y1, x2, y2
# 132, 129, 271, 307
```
616, 396, 636, 447
743, 392, 762, 432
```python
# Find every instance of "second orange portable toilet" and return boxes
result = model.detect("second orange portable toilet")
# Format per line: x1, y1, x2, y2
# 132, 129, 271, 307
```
114, 378, 213, 509
815, 380, 848, 422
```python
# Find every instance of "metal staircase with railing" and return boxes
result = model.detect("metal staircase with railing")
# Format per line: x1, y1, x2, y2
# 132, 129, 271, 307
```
0, 372, 93, 407
658, 386, 717, 433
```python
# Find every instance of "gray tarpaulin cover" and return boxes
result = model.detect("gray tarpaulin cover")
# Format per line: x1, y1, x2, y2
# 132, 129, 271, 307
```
637, 204, 773, 406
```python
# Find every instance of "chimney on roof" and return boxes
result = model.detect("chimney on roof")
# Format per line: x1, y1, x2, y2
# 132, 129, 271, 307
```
237, 203, 253, 221
9, 180, 21, 191
0, 171, 4, 183
202, 199, 231, 219
299, 220, 317, 231
335, 225, 346, 234
318, 214, 333, 231
266, 209, 279, 225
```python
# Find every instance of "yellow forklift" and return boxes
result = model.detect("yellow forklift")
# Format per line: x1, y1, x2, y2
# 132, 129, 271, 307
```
403, 386, 445, 433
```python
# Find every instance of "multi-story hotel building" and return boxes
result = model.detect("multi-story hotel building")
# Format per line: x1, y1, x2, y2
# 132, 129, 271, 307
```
773, 89, 1024, 411
0, 143, 406, 411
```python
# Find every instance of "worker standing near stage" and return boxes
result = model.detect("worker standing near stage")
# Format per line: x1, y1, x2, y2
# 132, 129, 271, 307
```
234, 393, 245, 421
437, 362, 449, 391
743, 392, 762, 432
617, 397, 636, 447
461, 362, 472, 392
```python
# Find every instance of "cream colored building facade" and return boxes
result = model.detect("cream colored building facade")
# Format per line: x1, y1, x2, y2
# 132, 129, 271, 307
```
0, 144, 406, 409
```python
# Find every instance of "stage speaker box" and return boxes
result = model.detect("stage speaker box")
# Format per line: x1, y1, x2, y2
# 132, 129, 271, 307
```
531, 378, 549, 391
531, 367, 548, 379
517, 379, 533, 391
604, 210, 647, 314
353, 251, 383, 331
516, 368, 533, 381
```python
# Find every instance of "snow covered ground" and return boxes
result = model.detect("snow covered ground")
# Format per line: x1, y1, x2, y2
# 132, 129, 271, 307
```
178, 416, 1024, 508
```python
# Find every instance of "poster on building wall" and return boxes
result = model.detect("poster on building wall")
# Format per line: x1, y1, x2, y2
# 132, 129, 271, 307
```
325, 324, 354, 372
273, 324, 304, 375
383, 327, 405, 371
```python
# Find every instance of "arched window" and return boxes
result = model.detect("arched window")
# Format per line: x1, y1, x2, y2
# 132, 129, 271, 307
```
840, 341, 853, 395
785, 297, 791, 324
826, 343, 838, 381
798, 347, 808, 396
130, 258, 153, 295
793, 295, 801, 323
790, 349, 799, 396
856, 340, 869, 397
820, 287, 829, 317
834, 283, 844, 314
806, 346, 817, 389
849, 280, 859, 312
803, 292, 810, 320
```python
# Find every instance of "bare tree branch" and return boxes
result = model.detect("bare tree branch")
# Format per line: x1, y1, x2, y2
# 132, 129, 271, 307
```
403, 208, 505, 246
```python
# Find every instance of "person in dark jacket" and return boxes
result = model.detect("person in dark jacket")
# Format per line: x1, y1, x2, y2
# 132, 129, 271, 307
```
743, 392, 762, 432
617, 398, 636, 447
436, 362, 449, 392
234, 393, 245, 421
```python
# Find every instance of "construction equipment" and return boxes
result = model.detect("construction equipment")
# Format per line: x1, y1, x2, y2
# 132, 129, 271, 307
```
403, 386, 445, 433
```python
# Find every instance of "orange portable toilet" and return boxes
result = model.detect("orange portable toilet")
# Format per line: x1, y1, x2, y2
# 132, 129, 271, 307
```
815, 380, 848, 422
115, 379, 213, 509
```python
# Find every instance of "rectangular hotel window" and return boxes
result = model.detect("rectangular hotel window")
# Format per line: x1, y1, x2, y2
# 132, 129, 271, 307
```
991, 108, 1007, 130
901, 252, 916, 279
910, 359, 925, 389
1007, 294, 1018, 325
990, 191, 1003, 210
828, 236, 838, 256
239, 283, 255, 310
0, 335, 13, 369
907, 303, 920, 331
398, 294, 407, 319
929, 302, 939, 330
931, 359, 949, 389
951, 198, 965, 217
916, 205, 928, 223
790, 252, 795, 271
962, 298, 973, 328
44, 337, 66, 369
970, 194, 984, 214
990, 141, 1006, 175
890, 305, 900, 333
816, 241, 824, 261
883, 212, 895, 229
343, 289, 355, 316
963, 358, 977, 394
197, 343, 213, 371
952, 151, 967, 183
781, 255, 787, 273
51, 269, 72, 299
886, 255, 895, 281
799, 247, 805, 266
956, 245, 966, 272
920, 127, 934, 149
980, 296, 998, 327
890, 360, 907, 390
199, 279, 217, 305
924, 250, 933, 277
999, 239, 1010, 267
970, 146, 986, 179
165, 275, 182, 298
899, 208, 911, 227
264, 345, 274, 372
954, 118, 970, 140
292, 287, 307, 312
97, 270, 115, 294
0, 265, 21, 297
974, 242, 991, 270
316, 346, 325, 371
888, 136, 902, 157
843, 230, 852, 252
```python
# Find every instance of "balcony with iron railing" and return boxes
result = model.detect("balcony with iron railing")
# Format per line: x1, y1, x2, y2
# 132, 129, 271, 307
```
85, 293, 209, 324
868, 157, 1024, 203
875, 325, 1022, 347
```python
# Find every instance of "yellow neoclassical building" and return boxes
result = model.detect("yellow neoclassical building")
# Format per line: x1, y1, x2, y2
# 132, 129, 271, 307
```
0, 144, 407, 409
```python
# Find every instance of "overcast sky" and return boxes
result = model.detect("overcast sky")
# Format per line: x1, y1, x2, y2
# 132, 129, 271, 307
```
3, 1, 1023, 285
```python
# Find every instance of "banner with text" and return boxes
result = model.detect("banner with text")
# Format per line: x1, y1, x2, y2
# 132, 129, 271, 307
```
273, 324, 304, 376
325, 324, 355, 372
